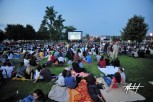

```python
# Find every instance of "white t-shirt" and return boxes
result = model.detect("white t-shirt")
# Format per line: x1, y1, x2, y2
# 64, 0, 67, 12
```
56, 74, 65, 86
58, 57, 65, 62
121, 72, 126, 83
24, 59, 30, 67
34, 70, 43, 80
96, 55, 101, 62
8, 53, 14, 59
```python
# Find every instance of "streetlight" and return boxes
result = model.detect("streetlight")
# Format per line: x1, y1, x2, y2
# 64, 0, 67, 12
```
150, 33, 153, 49
150, 33, 153, 43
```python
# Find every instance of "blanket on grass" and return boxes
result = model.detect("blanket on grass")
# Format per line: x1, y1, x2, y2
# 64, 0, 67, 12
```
97, 78, 146, 102
12, 77, 30, 81
68, 79, 92, 102
98, 66, 120, 76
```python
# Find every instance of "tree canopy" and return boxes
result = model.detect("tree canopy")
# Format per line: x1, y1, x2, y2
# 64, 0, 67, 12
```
5, 24, 36, 40
39, 6, 64, 41
38, 6, 77, 41
3, 6, 77, 41
24, 25, 36, 40
5, 24, 25, 40
121, 15, 149, 43
0, 29, 5, 41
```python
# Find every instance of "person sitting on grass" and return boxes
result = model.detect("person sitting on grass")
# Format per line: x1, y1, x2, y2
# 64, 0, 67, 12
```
25, 66, 34, 80
48, 69, 69, 102
48, 54, 56, 63
106, 67, 126, 83
47, 53, 57, 66
71, 62, 88, 85
111, 57, 120, 67
34, 64, 53, 83
105, 55, 110, 66
98, 56, 106, 68
85, 53, 92, 63
38, 50, 44, 59
145, 47, 150, 57
77, 59, 84, 69
64, 70, 77, 89
86, 74, 106, 102
29, 55, 37, 66
24, 55, 30, 67
57, 55, 65, 65
15, 62, 26, 78
96, 52, 101, 62
74, 52, 80, 62
33, 65, 43, 81
66, 49, 74, 61
118, 67, 126, 83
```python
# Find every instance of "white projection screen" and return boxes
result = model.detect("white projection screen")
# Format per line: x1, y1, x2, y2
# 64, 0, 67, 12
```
68, 31, 82, 41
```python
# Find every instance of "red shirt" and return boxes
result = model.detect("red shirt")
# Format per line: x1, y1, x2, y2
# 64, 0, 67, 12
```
74, 54, 79, 61
50, 55, 56, 62
99, 60, 106, 68
112, 77, 122, 88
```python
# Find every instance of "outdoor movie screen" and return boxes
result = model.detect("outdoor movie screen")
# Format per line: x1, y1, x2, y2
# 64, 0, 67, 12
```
68, 31, 82, 40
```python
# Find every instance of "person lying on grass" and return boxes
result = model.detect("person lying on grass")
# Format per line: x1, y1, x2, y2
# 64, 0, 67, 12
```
103, 72, 122, 92
19, 89, 46, 102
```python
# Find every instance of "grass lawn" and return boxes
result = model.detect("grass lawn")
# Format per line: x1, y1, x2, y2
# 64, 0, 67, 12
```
0, 55, 153, 102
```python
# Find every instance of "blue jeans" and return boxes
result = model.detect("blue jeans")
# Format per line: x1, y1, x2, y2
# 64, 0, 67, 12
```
103, 77, 112, 87
21, 95, 34, 102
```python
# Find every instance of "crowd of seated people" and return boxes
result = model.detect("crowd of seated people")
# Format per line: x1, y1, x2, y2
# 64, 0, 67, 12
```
0, 41, 135, 102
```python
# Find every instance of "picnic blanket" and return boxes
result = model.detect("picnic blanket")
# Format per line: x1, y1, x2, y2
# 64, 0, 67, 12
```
98, 66, 120, 75
12, 77, 30, 81
68, 79, 92, 102
97, 78, 145, 102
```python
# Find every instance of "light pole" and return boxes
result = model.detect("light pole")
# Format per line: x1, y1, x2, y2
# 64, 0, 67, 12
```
150, 33, 153, 43
150, 33, 153, 48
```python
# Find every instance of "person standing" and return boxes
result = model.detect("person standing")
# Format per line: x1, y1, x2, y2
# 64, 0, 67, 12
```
112, 41, 119, 59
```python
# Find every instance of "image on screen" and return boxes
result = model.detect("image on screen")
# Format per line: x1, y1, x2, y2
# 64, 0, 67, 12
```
68, 31, 82, 40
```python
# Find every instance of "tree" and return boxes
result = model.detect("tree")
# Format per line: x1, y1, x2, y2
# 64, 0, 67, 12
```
111, 36, 119, 42
63, 26, 76, 40
0, 29, 5, 41
5, 24, 25, 40
38, 6, 57, 40
36, 31, 48, 40
86, 34, 90, 41
24, 25, 36, 40
38, 17, 49, 40
121, 15, 149, 43
53, 15, 65, 41
94, 37, 100, 42
38, 6, 77, 41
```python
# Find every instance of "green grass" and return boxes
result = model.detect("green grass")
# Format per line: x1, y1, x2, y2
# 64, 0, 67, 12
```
120, 56, 153, 101
0, 55, 153, 102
